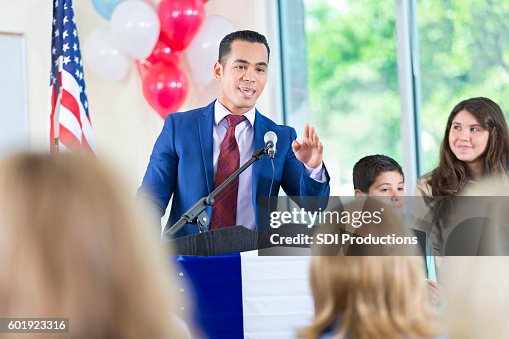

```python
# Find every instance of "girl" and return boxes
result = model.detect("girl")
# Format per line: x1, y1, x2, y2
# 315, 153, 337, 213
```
416, 97, 509, 255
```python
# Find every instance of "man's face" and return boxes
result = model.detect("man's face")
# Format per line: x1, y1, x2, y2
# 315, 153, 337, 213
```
214, 40, 269, 115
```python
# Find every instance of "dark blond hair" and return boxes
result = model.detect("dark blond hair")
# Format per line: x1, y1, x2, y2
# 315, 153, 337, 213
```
0, 153, 190, 339
303, 200, 439, 339
301, 256, 440, 339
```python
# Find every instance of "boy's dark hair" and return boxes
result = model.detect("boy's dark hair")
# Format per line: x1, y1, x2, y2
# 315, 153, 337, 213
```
353, 155, 404, 193
218, 30, 270, 65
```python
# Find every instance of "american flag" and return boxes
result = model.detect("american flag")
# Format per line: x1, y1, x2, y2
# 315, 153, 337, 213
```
49, 0, 95, 153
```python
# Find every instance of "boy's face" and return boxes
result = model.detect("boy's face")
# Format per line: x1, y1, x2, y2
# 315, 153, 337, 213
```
355, 170, 405, 212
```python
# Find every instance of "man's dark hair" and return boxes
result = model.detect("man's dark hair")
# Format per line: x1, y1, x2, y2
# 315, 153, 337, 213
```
353, 154, 404, 193
218, 30, 270, 65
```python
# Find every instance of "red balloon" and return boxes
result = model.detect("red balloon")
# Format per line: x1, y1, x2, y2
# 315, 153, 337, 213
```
142, 62, 188, 119
158, 0, 205, 52
146, 33, 181, 65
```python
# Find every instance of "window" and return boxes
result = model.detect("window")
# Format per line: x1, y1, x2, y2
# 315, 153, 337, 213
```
303, 0, 402, 194
280, 0, 509, 192
417, 0, 509, 173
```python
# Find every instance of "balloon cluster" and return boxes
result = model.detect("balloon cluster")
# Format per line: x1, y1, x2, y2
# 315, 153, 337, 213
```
84, 0, 234, 119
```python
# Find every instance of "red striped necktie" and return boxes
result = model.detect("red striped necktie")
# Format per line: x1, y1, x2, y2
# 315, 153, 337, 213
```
210, 114, 247, 230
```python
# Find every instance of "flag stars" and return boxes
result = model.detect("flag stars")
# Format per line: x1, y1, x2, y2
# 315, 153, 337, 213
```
73, 69, 84, 81
63, 56, 71, 65
73, 43, 77, 51
74, 56, 79, 64
63, 30, 68, 39
52, 47, 57, 55
54, 0, 58, 8
84, 101, 88, 109
79, 85, 83, 93
63, 16, 68, 24
54, 29, 59, 38
72, 16, 76, 23
73, 29, 77, 37
62, 43, 70, 52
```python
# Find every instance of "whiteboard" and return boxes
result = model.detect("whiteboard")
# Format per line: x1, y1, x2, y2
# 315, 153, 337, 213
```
0, 33, 30, 159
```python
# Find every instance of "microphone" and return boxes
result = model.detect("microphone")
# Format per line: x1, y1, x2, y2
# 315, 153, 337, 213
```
264, 131, 277, 159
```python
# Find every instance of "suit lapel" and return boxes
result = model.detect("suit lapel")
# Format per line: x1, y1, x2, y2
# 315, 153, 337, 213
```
252, 111, 269, 205
198, 101, 215, 193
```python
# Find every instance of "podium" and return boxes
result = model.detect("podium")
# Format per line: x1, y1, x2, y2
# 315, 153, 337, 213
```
167, 226, 313, 339
168, 226, 258, 256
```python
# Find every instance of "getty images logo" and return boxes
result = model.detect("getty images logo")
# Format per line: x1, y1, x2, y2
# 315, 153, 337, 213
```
269, 207, 384, 229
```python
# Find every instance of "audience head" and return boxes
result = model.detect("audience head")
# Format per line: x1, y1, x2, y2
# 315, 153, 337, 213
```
353, 154, 405, 212
301, 255, 440, 339
0, 153, 190, 339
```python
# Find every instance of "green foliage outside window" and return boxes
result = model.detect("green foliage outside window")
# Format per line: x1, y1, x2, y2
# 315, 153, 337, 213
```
305, 0, 509, 187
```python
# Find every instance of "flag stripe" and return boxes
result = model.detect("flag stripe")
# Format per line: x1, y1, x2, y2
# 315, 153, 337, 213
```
61, 89, 80, 123
59, 125, 81, 148
61, 71, 96, 152
240, 252, 313, 338
79, 103, 95, 152
59, 105, 82, 141
176, 254, 244, 339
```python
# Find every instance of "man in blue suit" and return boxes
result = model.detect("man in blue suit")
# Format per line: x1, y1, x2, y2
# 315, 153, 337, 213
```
139, 30, 330, 238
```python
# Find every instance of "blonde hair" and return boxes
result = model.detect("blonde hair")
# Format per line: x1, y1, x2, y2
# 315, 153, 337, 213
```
0, 153, 189, 339
301, 256, 440, 339
303, 199, 439, 338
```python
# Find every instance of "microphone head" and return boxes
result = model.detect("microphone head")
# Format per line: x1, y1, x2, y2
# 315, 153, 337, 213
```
264, 131, 278, 144
264, 131, 277, 159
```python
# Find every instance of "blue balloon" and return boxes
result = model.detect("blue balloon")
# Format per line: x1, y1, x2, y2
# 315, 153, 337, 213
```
92, 0, 124, 20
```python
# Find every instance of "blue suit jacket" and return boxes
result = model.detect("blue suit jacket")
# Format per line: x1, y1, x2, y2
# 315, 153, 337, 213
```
139, 101, 330, 238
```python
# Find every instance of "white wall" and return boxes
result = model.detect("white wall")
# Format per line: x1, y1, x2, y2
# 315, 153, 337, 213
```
0, 33, 30, 159
0, 0, 281, 193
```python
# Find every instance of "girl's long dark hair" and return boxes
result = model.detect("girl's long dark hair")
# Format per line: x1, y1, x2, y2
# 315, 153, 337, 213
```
427, 97, 509, 242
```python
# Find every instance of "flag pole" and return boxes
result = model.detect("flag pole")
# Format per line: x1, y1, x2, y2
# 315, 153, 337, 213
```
53, 89, 62, 153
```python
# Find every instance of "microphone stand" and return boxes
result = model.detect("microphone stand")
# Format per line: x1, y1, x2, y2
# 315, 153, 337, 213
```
166, 146, 269, 237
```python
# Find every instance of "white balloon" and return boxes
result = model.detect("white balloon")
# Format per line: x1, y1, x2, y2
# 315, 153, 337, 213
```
83, 28, 131, 82
185, 15, 235, 86
110, 0, 160, 59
